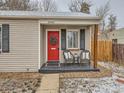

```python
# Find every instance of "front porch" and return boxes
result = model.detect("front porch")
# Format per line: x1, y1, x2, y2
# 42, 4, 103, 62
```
39, 16, 100, 73
39, 63, 99, 73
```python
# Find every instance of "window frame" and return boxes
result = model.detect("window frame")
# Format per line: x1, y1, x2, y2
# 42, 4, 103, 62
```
66, 29, 80, 49
0, 25, 2, 52
112, 39, 117, 44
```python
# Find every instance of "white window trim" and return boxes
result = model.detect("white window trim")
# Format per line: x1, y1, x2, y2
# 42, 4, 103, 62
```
0, 25, 2, 52
66, 29, 80, 49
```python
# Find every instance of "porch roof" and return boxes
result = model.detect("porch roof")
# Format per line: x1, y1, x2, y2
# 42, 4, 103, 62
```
0, 11, 101, 20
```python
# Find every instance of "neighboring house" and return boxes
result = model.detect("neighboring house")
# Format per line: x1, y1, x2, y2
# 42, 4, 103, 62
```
0, 11, 101, 72
109, 28, 124, 44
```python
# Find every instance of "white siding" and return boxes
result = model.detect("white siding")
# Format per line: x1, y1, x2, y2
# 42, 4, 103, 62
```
109, 29, 124, 44
0, 20, 40, 72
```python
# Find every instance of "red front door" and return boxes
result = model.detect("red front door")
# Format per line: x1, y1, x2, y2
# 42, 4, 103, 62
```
48, 31, 59, 61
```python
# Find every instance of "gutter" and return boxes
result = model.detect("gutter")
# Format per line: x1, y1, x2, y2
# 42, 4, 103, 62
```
0, 15, 101, 20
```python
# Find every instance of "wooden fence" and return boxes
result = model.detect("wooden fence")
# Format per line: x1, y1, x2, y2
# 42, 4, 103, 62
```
91, 40, 112, 61
112, 44, 124, 63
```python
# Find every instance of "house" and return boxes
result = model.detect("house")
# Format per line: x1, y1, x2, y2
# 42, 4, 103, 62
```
0, 11, 101, 72
109, 28, 124, 44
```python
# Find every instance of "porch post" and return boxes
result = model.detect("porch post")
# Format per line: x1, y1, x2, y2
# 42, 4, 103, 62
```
93, 24, 98, 68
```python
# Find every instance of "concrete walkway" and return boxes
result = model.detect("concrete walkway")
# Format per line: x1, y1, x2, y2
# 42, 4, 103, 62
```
36, 74, 59, 93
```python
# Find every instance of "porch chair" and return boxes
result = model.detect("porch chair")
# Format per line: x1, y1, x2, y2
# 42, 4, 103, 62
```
80, 50, 91, 66
63, 50, 74, 64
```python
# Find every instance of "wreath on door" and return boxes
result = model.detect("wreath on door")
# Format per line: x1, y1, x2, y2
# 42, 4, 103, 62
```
50, 36, 57, 45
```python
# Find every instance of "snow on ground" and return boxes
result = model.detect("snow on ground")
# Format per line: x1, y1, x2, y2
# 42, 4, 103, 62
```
0, 73, 41, 93
60, 62, 124, 93
99, 62, 124, 75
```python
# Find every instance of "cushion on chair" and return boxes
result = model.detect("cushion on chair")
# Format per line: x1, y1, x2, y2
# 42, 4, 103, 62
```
64, 52, 68, 60
68, 52, 72, 59
86, 53, 89, 59
63, 50, 74, 63
80, 50, 90, 60
82, 52, 85, 59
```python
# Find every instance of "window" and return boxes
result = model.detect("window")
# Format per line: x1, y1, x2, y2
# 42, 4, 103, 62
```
0, 24, 9, 53
67, 30, 79, 49
0, 26, 2, 52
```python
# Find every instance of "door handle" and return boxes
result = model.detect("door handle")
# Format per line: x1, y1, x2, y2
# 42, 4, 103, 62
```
58, 48, 59, 50
51, 48, 56, 50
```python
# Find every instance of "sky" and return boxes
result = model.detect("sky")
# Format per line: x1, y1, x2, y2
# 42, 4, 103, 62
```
56, 0, 124, 28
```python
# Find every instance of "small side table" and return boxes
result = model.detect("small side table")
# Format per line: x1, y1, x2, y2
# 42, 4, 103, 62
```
74, 53, 79, 63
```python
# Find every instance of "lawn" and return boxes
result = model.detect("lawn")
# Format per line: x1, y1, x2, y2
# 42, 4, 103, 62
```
0, 73, 42, 93
60, 62, 124, 93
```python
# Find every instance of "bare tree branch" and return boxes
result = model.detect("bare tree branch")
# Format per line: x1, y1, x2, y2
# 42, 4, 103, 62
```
0, 0, 57, 12
80, 0, 92, 14
69, 0, 81, 12
108, 14, 117, 31
96, 1, 110, 20
69, 0, 92, 13
96, 1, 110, 31
0, 0, 30, 10
42, 0, 57, 12
29, 0, 42, 11
0, 0, 6, 8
